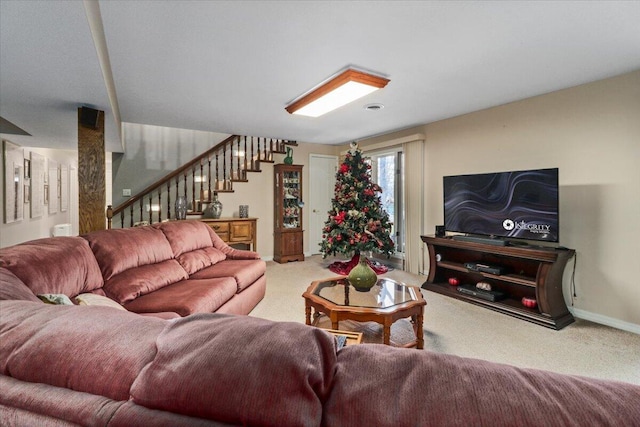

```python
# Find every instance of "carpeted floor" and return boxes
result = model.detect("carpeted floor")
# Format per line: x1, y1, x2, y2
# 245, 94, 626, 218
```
250, 255, 640, 385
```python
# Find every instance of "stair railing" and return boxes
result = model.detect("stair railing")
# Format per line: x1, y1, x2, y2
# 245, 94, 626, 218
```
107, 134, 295, 229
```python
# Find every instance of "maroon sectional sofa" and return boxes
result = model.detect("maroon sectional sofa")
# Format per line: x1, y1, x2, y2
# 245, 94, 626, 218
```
1, 221, 640, 426
0, 220, 266, 318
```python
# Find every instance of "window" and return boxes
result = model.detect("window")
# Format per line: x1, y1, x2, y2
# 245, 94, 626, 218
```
369, 150, 404, 255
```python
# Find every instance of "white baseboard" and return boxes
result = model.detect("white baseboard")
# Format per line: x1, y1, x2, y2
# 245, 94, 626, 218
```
569, 307, 640, 335
261, 256, 273, 262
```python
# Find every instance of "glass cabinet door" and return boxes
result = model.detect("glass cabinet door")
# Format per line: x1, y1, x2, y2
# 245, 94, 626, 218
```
274, 164, 304, 263
282, 170, 301, 229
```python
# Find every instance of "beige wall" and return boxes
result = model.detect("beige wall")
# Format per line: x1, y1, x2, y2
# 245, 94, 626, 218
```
360, 70, 640, 328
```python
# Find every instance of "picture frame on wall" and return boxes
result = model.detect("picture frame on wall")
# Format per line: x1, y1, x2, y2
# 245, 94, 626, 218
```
24, 158, 31, 179
3, 140, 24, 224
29, 152, 45, 218
60, 164, 68, 212
48, 159, 58, 214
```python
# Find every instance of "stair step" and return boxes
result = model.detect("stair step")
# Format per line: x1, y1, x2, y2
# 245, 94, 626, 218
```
244, 168, 262, 173
231, 179, 249, 183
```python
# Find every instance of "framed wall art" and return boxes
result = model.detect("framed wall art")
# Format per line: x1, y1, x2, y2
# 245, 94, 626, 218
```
60, 164, 69, 212
48, 159, 58, 214
3, 140, 24, 224
30, 152, 45, 218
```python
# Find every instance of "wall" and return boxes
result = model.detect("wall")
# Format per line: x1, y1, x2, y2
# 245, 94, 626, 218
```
111, 123, 231, 207
360, 70, 640, 330
0, 146, 78, 247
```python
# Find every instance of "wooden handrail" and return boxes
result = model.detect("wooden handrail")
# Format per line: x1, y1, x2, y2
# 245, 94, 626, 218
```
109, 135, 238, 221
106, 134, 298, 229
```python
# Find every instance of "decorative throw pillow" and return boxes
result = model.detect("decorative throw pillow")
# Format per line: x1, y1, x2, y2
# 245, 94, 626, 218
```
38, 294, 74, 305
75, 293, 127, 311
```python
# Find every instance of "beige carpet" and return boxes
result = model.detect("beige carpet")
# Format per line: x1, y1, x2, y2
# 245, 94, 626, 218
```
250, 255, 640, 385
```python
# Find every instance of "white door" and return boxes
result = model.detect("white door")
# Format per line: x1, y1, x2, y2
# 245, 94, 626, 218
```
308, 154, 337, 255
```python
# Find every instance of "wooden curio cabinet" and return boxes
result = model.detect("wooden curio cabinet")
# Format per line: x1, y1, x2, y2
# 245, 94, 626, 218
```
274, 164, 304, 263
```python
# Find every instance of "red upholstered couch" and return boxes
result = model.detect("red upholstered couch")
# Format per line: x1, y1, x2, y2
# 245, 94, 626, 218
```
2, 223, 640, 426
0, 220, 266, 317
0, 300, 639, 426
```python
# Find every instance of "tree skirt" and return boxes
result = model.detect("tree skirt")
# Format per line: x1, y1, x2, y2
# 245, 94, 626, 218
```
327, 253, 389, 275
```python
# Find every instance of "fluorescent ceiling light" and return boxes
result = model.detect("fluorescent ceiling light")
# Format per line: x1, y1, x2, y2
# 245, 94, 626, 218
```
286, 68, 389, 117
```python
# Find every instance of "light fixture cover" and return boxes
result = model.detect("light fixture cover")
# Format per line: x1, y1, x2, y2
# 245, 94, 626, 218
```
286, 68, 389, 117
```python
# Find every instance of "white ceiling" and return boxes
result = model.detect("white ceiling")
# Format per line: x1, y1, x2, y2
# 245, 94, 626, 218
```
1, 1, 639, 153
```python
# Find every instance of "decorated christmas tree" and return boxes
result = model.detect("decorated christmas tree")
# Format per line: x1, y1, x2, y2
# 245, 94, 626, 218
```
320, 142, 395, 274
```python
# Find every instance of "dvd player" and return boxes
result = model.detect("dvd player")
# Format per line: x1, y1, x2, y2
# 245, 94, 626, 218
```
457, 284, 506, 302
464, 262, 508, 275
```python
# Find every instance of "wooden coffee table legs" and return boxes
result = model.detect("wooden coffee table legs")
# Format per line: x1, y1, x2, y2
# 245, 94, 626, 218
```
412, 312, 424, 349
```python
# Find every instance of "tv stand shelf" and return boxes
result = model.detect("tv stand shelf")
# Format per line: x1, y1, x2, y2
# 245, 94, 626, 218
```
421, 236, 575, 330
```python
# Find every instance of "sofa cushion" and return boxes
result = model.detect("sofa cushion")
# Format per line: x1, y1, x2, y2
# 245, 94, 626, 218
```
83, 226, 175, 280
155, 220, 215, 257
176, 247, 227, 275
189, 259, 266, 292
130, 313, 338, 426
0, 375, 126, 427
0, 237, 103, 297
323, 344, 640, 427
123, 278, 237, 317
74, 293, 126, 311
103, 260, 188, 304
0, 268, 40, 302
0, 301, 167, 402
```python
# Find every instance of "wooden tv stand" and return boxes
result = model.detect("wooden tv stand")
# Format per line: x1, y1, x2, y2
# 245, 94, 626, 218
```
421, 236, 576, 330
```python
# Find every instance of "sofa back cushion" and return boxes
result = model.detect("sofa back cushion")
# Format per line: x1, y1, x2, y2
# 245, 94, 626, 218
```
103, 260, 188, 304
130, 313, 337, 426
0, 301, 167, 402
0, 237, 103, 297
0, 267, 41, 302
83, 226, 175, 280
156, 220, 227, 274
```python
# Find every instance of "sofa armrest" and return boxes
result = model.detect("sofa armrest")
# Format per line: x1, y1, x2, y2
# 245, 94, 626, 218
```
206, 227, 261, 260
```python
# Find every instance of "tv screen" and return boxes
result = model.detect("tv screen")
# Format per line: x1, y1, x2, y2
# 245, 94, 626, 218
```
443, 168, 559, 242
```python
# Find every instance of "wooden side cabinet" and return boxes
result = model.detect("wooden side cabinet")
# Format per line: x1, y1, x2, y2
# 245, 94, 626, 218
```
200, 218, 257, 251
274, 164, 304, 263
421, 235, 575, 330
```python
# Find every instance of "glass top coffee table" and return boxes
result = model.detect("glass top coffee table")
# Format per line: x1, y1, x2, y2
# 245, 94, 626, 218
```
303, 276, 426, 349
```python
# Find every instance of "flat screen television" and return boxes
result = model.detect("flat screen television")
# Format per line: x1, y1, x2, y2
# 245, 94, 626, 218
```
443, 168, 559, 243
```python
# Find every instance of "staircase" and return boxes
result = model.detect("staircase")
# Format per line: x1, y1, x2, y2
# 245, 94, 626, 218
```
107, 135, 296, 229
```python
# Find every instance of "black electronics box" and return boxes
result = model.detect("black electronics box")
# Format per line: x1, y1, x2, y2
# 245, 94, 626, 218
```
464, 262, 508, 275
457, 284, 507, 302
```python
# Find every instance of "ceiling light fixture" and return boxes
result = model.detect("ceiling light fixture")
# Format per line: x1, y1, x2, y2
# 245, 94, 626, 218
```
285, 68, 390, 117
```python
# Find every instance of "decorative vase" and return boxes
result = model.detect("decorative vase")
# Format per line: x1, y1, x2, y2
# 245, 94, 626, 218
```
175, 196, 188, 220
284, 147, 293, 165
347, 256, 378, 292
204, 192, 223, 219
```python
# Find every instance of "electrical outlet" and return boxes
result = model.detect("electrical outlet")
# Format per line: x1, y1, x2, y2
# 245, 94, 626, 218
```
122, 189, 132, 197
